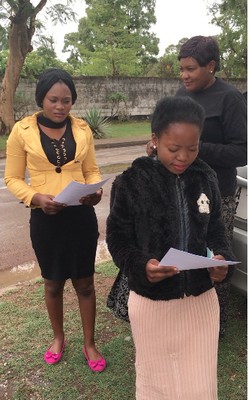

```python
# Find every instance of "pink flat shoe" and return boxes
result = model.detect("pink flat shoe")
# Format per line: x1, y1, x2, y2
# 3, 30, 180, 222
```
83, 346, 106, 372
44, 340, 66, 365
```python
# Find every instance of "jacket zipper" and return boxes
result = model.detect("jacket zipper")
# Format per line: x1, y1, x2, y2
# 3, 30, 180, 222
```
175, 175, 189, 297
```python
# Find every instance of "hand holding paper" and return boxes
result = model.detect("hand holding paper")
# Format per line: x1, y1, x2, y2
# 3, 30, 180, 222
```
159, 248, 240, 271
53, 178, 110, 206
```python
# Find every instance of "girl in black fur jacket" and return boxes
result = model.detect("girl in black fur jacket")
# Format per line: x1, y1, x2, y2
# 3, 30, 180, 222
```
107, 96, 234, 400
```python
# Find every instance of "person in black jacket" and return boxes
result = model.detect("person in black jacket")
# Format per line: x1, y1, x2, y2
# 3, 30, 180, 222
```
176, 35, 247, 337
146, 36, 246, 337
107, 96, 234, 400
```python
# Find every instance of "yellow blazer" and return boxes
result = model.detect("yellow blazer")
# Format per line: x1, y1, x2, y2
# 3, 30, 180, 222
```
4, 112, 102, 207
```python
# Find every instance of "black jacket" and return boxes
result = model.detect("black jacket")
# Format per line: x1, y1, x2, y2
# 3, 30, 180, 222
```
176, 78, 247, 197
106, 156, 234, 301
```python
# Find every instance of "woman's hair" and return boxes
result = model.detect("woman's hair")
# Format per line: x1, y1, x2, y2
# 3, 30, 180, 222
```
178, 35, 220, 72
151, 96, 205, 136
35, 68, 77, 107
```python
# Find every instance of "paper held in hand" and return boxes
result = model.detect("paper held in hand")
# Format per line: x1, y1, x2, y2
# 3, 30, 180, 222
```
53, 178, 110, 206
159, 248, 240, 271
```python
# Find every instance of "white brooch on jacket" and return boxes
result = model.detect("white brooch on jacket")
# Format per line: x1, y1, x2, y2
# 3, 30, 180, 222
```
197, 193, 210, 214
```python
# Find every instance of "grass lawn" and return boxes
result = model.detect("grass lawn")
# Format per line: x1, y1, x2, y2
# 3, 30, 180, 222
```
0, 261, 247, 400
106, 120, 150, 139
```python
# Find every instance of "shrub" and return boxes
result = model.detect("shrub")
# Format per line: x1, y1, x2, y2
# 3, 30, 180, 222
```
107, 92, 130, 120
83, 108, 111, 139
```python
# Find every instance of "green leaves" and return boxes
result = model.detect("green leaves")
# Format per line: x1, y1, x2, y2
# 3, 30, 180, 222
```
64, 0, 159, 76
83, 108, 111, 139
208, 0, 247, 78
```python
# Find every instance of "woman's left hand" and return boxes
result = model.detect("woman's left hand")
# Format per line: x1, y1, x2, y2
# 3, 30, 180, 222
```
79, 189, 103, 206
208, 254, 228, 283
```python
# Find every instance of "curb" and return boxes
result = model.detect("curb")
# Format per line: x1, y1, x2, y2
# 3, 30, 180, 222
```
94, 138, 149, 149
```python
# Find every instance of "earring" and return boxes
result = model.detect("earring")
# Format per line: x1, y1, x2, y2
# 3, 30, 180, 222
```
153, 145, 157, 149
210, 70, 213, 73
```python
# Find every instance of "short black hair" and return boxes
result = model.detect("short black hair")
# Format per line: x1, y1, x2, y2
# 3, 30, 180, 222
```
35, 68, 77, 107
178, 35, 220, 72
151, 96, 205, 136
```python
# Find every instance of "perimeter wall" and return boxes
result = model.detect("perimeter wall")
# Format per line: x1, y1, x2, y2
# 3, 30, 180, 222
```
17, 76, 247, 118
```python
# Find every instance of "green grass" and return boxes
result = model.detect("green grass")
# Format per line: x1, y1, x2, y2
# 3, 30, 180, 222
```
0, 262, 135, 400
0, 261, 246, 399
106, 120, 150, 139
217, 291, 247, 399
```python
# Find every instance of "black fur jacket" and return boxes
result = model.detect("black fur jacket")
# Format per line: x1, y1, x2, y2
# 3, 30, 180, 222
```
106, 156, 234, 301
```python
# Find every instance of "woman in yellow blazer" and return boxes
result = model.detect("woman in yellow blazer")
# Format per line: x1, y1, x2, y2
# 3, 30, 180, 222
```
4, 68, 106, 372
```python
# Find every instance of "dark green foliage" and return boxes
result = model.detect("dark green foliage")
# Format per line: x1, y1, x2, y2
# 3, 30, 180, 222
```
83, 108, 111, 138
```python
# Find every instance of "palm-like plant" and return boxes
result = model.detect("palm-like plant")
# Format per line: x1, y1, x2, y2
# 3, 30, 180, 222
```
83, 108, 111, 139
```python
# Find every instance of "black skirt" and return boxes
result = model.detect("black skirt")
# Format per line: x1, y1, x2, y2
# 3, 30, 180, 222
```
30, 206, 99, 280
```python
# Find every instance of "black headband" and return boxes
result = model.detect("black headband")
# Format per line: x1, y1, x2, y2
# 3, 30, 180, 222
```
35, 68, 77, 107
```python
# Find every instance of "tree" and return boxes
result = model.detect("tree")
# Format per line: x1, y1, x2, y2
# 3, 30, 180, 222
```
208, 0, 247, 78
151, 0, 247, 80
0, 1, 77, 135
63, 0, 159, 76
21, 37, 70, 79
146, 38, 189, 78
151, 40, 187, 78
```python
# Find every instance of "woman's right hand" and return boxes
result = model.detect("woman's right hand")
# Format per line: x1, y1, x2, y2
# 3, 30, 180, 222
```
31, 193, 67, 215
146, 259, 180, 283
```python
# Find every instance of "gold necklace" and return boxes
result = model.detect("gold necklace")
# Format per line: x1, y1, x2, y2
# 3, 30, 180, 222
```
50, 137, 67, 173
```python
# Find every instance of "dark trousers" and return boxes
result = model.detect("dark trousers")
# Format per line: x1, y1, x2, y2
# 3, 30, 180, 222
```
214, 195, 236, 336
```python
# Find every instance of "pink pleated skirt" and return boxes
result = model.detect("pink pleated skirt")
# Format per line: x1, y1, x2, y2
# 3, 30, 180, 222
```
128, 288, 219, 400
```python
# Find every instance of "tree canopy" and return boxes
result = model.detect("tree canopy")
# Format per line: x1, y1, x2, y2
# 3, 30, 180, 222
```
0, 0, 246, 135
0, 0, 78, 133
63, 0, 159, 76
208, 0, 247, 78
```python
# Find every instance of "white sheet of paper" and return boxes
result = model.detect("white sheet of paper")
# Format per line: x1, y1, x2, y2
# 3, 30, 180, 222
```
53, 178, 110, 206
159, 247, 240, 270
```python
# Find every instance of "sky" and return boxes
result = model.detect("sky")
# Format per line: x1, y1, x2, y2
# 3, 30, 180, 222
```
45, 0, 221, 60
